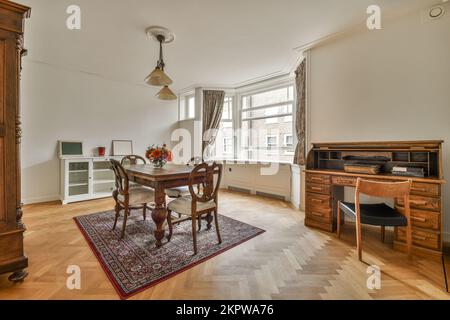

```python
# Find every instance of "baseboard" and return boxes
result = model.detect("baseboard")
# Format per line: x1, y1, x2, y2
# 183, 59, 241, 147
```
255, 191, 286, 201
224, 184, 290, 201
22, 194, 60, 205
227, 186, 252, 194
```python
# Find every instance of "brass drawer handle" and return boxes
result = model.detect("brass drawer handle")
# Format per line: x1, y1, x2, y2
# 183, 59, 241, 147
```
338, 179, 354, 184
410, 200, 428, 206
311, 199, 323, 203
311, 177, 323, 181
310, 186, 322, 191
413, 235, 428, 241
411, 187, 427, 192
310, 211, 324, 217
411, 217, 427, 223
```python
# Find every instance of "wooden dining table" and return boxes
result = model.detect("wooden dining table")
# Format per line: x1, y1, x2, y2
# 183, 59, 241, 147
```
123, 163, 204, 247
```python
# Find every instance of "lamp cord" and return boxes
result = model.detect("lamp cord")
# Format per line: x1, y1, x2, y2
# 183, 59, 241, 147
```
157, 35, 165, 71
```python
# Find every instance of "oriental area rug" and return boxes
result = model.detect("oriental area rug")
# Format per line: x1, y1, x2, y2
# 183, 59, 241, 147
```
74, 210, 265, 299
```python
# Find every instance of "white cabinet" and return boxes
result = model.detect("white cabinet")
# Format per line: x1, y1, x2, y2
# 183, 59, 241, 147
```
60, 157, 121, 204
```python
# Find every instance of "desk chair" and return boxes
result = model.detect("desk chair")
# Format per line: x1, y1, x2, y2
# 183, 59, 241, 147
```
337, 178, 412, 261
110, 159, 155, 239
166, 162, 223, 255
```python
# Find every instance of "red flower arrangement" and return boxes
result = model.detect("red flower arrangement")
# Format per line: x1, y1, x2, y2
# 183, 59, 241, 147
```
145, 144, 173, 168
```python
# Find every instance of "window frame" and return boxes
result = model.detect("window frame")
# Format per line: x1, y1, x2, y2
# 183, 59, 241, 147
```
236, 82, 296, 162
222, 136, 233, 154
210, 95, 236, 160
284, 134, 293, 147
178, 93, 196, 121
265, 135, 278, 149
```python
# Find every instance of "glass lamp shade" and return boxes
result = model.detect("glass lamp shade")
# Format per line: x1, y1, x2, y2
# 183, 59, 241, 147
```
145, 67, 173, 86
156, 86, 177, 100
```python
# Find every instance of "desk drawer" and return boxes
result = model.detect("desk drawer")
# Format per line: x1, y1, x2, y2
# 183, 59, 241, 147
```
396, 195, 440, 212
306, 192, 331, 211
332, 176, 357, 187
410, 182, 440, 198
396, 207, 440, 231
306, 192, 332, 224
306, 207, 332, 224
396, 227, 440, 251
306, 183, 331, 195
306, 173, 331, 185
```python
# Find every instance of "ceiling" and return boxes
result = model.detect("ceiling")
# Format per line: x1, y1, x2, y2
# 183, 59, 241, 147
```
21, 0, 437, 97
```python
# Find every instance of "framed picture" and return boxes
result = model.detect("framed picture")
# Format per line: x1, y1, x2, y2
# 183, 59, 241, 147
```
59, 141, 84, 158
112, 140, 133, 156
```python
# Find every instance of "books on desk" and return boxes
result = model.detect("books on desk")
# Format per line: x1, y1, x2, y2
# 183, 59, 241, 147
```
392, 166, 424, 178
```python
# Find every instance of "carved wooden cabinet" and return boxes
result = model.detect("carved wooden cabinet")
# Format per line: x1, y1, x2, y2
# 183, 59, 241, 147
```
0, 0, 30, 282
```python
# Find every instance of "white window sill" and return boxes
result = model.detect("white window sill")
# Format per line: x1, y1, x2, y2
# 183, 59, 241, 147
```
210, 158, 294, 165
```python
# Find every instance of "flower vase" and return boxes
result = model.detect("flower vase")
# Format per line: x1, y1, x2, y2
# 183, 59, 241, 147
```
153, 159, 167, 168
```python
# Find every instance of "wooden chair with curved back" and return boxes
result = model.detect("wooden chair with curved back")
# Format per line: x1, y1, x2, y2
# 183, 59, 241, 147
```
337, 178, 412, 261
165, 157, 203, 198
165, 156, 203, 223
166, 162, 223, 255
121, 155, 147, 189
121, 155, 146, 165
110, 159, 155, 239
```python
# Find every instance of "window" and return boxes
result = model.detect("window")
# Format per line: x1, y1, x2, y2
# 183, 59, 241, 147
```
187, 96, 195, 119
222, 96, 232, 120
179, 94, 195, 120
264, 108, 278, 124
239, 85, 294, 162
266, 135, 278, 149
223, 137, 232, 154
284, 134, 293, 147
211, 96, 234, 160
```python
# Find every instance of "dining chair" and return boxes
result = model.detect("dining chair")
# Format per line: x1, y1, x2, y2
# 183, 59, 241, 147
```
165, 157, 203, 198
337, 178, 412, 261
166, 162, 223, 255
165, 156, 203, 224
110, 159, 155, 239
121, 155, 147, 189
121, 154, 146, 165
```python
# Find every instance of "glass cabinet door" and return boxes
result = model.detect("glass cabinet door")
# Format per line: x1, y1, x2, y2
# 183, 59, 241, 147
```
67, 160, 91, 198
92, 160, 115, 196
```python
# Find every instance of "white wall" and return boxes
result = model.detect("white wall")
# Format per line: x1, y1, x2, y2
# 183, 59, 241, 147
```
21, 61, 178, 204
308, 9, 450, 240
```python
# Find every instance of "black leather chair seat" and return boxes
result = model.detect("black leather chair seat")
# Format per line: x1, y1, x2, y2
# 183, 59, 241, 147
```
339, 202, 407, 227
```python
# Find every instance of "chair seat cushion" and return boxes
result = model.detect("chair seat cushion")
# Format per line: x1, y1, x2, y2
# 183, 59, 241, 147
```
118, 187, 155, 205
339, 202, 407, 227
129, 182, 144, 189
165, 186, 190, 198
167, 196, 216, 215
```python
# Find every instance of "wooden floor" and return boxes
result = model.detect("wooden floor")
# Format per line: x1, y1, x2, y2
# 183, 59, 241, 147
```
0, 190, 449, 300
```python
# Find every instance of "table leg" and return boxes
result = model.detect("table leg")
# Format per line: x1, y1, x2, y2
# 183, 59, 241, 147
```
152, 184, 167, 247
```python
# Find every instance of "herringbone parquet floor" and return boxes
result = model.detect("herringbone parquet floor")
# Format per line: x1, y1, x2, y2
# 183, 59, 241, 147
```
0, 190, 449, 300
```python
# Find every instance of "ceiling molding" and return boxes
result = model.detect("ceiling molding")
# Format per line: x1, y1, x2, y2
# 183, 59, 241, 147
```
292, 1, 438, 53
178, 52, 303, 95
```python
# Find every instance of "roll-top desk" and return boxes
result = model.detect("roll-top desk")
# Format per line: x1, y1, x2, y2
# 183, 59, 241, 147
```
304, 141, 445, 259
